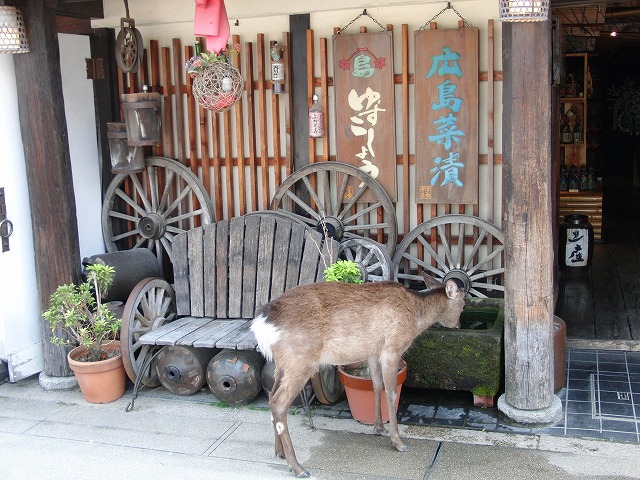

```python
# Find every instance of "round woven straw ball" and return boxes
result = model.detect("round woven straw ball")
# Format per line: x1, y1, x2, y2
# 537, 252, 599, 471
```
192, 62, 243, 112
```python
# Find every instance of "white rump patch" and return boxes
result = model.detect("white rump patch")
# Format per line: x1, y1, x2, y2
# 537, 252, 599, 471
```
250, 314, 281, 362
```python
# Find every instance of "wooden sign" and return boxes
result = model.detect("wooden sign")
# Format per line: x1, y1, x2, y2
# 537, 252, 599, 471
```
415, 28, 479, 204
333, 31, 397, 202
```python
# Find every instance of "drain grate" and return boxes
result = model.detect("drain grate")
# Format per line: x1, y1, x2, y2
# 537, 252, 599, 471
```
590, 373, 639, 424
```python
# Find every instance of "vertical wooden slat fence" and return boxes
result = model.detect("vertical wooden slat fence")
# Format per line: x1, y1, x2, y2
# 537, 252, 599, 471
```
114, 22, 502, 265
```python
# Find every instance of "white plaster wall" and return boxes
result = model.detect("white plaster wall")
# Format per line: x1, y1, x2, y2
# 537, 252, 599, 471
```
58, 33, 105, 260
0, 54, 43, 381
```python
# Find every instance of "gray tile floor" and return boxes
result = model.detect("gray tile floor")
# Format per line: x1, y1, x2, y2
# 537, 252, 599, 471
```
136, 348, 640, 444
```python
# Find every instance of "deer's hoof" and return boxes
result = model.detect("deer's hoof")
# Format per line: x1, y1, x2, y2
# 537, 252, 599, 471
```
374, 424, 388, 435
276, 452, 286, 459
290, 467, 311, 478
395, 443, 409, 452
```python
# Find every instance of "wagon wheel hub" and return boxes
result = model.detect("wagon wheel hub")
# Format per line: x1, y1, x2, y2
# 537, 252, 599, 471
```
316, 216, 344, 241
443, 269, 471, 295
138, 213, 166, 240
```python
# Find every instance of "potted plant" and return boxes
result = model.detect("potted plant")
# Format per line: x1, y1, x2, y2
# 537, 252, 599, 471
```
322, 259, 408, 425
43, 264, 126, 403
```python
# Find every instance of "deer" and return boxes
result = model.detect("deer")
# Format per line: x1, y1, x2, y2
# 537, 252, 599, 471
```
250, 274, 465, 478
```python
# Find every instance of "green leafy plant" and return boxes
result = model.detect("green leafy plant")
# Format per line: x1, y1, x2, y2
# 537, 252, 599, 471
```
185, 43, 241, 76
43, 264, 121, 363
323, 259, 363, 284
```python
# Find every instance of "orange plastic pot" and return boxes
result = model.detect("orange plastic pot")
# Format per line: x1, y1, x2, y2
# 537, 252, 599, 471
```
337, 359, 407, 425
68, 341, 126, 404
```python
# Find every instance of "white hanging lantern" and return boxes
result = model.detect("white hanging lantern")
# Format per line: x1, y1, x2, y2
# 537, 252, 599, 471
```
498, 0, 549, 22
0, 6, 29, 54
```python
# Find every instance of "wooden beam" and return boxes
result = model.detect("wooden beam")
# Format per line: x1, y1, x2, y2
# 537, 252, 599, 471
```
90, 28, 120, 198
12, 0, 81, 377
501, 21, 558, 416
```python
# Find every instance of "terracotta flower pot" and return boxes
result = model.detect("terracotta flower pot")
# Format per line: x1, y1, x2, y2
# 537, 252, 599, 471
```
68, 341, 126, 404
338, 359, 407, 425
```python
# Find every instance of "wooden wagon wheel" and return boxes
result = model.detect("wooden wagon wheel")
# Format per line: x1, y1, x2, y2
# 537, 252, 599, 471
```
270, 162, 398, 255
392, 214, 505, 298
102, 156, 214, 266
338, 238, 393, 283
121, 278, 176, 386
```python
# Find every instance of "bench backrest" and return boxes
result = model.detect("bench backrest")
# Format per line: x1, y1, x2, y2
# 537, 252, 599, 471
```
172, 214, 340, 319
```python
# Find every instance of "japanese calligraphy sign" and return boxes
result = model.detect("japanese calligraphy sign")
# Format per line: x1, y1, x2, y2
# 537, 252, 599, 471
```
333, 31, 397, 202
415, 28, 479, 204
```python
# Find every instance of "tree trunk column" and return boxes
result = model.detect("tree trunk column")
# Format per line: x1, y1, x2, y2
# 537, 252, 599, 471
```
498, 21, 562, 424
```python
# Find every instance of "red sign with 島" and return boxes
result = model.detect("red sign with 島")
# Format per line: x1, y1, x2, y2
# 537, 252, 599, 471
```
333, 31, 397, 202
415, 28, 479, 204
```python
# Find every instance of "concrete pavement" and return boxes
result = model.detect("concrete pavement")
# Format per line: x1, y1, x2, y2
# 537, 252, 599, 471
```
1, 376, 639, 479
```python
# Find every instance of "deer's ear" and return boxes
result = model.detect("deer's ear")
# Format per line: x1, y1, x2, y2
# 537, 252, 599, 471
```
421, 272, 441, 290
445, 279, 460, 298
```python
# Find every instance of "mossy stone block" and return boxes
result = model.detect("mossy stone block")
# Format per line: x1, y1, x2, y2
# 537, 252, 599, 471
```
403, 298, 504, 399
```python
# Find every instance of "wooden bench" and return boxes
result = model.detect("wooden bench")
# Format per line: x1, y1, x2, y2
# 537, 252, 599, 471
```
124, 213, 339, 409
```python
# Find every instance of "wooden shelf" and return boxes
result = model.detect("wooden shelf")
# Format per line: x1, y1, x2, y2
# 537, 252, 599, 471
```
559, 187, 603, 241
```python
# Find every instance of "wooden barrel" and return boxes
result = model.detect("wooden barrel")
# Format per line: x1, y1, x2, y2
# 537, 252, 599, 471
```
121, 93, 162, 146
106, 122, 145, 173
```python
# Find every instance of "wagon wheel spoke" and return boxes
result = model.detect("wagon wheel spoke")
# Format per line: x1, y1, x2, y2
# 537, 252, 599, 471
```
102, 156, 214, 267
392, 214, 505, 297
121, 279, 176, 387
270, 162, 397, 254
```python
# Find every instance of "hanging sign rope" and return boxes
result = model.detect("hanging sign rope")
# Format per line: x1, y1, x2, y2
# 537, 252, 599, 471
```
336, 9, 388, 35
419, 2, 472, 29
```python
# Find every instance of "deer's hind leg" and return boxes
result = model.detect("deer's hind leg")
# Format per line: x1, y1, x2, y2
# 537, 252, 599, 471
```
367, 356, 388, 436
269, 362, 317, 478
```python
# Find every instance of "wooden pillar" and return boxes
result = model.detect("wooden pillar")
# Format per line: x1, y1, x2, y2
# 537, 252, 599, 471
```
289, 14, 310, 172
11, 0, 81, 377
498, 21, 562, 423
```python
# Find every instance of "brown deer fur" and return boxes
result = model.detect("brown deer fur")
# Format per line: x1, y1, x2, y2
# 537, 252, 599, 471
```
250, 276, 465, 477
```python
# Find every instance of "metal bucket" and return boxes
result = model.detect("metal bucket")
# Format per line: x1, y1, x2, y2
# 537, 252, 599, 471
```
206, 349, 265, 405
121, 92, 162, 146
106, 122, 145, 173
155, 346, 218, 395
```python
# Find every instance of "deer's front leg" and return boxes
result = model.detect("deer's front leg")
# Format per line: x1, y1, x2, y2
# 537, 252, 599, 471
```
381, 356, 407, 452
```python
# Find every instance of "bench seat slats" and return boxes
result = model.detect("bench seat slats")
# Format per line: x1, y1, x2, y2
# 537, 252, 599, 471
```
155, 317, 214, 346
191, 319, 247, 348
215, 321, 256, 349
139, 316, 207, 344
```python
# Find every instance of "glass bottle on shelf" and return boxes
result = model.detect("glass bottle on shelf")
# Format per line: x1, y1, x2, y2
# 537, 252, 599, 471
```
568, 165, 579, 191
573, 118, 583, 144
559, 165, 568, 191
578, 166, 589, 190
566, 74, 577, 98
561, 116, 573, 144
587, 166, 596, 190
